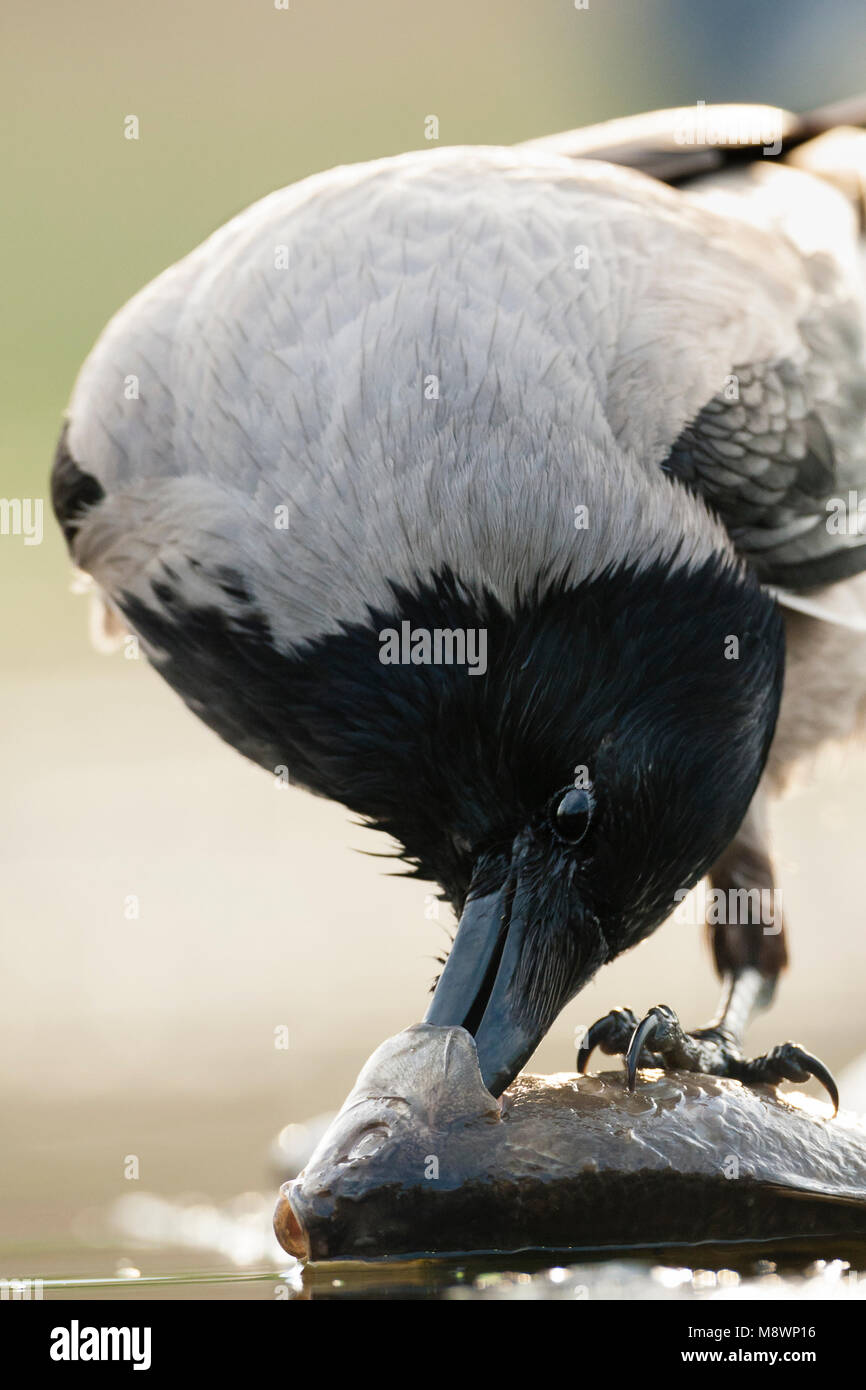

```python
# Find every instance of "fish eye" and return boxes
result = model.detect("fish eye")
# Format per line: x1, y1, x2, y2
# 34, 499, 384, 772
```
552, 786, 593, 844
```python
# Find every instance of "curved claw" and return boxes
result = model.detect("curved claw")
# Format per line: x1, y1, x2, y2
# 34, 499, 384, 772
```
577, 1018, 612, 1073
625, 1012, 664, 1092
805, 1053, 840, 1117
767, 1046, 840, 1117
577, 1007, 638, 1074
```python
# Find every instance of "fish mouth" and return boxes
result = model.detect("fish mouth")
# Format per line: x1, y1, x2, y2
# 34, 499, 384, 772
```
274, 1181, 310, 1260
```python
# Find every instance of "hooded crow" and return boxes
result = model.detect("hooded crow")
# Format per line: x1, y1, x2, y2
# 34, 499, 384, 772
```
52, 101, 866, 1108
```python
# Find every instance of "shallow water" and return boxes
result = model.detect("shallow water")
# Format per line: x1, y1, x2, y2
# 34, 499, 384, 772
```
28, 1254, 866, 1302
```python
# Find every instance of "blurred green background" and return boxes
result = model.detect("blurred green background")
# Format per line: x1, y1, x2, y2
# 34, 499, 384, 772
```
3, 0, 866, 1286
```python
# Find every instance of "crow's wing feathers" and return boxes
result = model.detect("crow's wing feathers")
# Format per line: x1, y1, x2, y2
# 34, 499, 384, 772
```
661, 304, 866, 588
667, 161, 866, 589
525, 105, 866, 588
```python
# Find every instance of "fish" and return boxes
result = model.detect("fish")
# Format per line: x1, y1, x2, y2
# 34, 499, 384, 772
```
274, 1024, 866, 1262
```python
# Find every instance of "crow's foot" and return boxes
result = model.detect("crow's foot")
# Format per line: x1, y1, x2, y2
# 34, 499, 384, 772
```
577, 1003, 838, 1115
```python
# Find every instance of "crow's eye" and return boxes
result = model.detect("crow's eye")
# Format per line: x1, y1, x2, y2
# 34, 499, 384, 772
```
552, 786, 593, 844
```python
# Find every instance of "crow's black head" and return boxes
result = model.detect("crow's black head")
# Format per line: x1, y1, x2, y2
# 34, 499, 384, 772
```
273, 557, 784, 1094
119, 551, 784, 1096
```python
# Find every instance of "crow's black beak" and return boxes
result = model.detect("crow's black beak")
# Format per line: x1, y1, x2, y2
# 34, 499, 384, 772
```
424, 836, 549, 1098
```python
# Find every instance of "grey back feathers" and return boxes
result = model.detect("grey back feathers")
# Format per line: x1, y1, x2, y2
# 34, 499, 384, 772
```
58, 110, 866, 663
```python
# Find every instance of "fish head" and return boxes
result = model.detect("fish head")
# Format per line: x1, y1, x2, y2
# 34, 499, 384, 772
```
274, 1024, 500, 1260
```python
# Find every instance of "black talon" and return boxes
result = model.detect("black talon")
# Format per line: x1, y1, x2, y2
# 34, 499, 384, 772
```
800, 1050, 839, 1117
625, 1011, 665, 1091
800, 1054, 839, 1115
577, 1007, 639, 1073
743, 1043, 840, 1117
576, 1020, 607, 1073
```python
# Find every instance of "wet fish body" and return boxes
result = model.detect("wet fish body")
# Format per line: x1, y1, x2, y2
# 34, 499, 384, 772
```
275, 1025, 866, 1262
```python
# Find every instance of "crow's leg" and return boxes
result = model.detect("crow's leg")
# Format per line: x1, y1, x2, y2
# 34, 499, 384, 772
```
578, 798, 838, 1112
